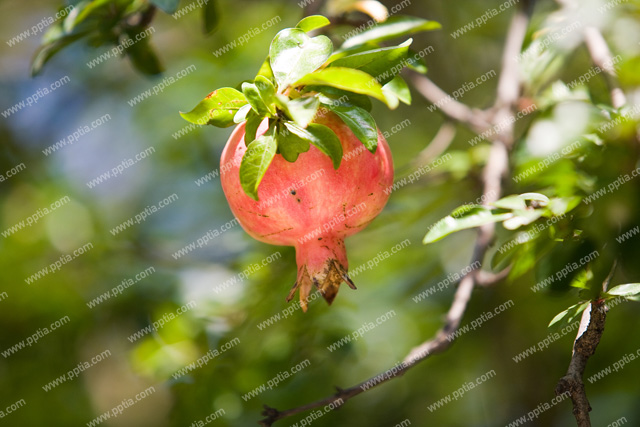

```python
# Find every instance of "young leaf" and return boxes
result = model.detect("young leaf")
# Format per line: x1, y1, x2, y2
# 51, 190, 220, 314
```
284, 122, 342, 169
493, 195, 527, 210
382, 75, 411, 105
330, 40, 412, 85
502, 209, 544, 230
256, 57, 274, 80
240, 134, 277, 200
276, 123, 311, 162
342, 16, 441, 49
242, 82, 272, 117
203, 0, 220, 34
424, 206, 513, 244
294, 67, 389, 106
180, 88, 248, 127
269, 29, 332, 90
548, 301, 590, 328
325, 104, 378, 152
296, 15, 331, 33
234, 104, 252, 123
285, 96, 320, 128
607, 283, 640, 299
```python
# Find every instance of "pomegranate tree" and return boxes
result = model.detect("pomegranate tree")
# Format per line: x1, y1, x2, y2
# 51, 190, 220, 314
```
181, 15, 439, 310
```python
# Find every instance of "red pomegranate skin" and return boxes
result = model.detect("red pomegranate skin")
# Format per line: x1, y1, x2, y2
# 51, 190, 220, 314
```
220, 112, 393, 311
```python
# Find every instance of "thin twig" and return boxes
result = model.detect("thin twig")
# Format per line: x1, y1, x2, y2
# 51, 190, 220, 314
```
583, 26, 626, 109
411, 122, 456, 168
259, 2, 535, 424
405, 72, 492, 135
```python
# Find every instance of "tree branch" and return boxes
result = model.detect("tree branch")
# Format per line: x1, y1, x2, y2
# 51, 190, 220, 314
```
555, 261, 616, 426
555, 300, 607, 427
259, 3, 535, 425
405, 72, 492, 135
583, 26, 626, 109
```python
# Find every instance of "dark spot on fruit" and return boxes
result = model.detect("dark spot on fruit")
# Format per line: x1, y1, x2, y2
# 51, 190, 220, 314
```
290, 190, 297, 195
368, 193, 374, 196
296, 198, 301, 203
318, 237, 322, 241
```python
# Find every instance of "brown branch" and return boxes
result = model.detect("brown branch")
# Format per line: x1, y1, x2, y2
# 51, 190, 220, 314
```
411, 122, 456, 168
583, 26, 626, 109
406, 72, 492, 135
555, 261, 617, 426
555, 300, 607, 427
259, 3, 535, 425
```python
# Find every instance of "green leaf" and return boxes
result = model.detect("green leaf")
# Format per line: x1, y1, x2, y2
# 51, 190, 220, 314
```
493, 193, 549, 210
180, 88, 248, 127
269, 28, 332, 90
284, 96, 320, 128
325, 104, 378, 153
284, 122, 342, 168
296, 15, 330, 33
382, 75, 411, 106
294, 67, 390, 106
502, 209, 544, 230
342, 16, 441, 49
256, 57, 274, 80
607, 283, 640, 299
520, 193, 550, 204
313, 86, 372, 111
424, 206, 513, 244
150, 0, 180, 14
276, 122, 311, 162
242, 82, 272, 117
234, 104, 252, 123
31, 30, 88, 77
254, 76, 277, 115
406, 49, 428, 73
330, 40, 411, 85
203, 0, 220, 34
569, 269, 593, 290
239, 133, 277, 200
548, 301, 589, 328
493, 195, 527, 210
244, 111, 263, 144
547, 196, 581, 216
125, 34, 164, 75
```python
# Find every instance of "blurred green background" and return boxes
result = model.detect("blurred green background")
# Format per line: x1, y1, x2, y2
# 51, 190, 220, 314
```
1, 0, 640, 426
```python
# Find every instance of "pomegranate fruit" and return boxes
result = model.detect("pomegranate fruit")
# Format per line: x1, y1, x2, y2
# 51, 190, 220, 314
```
220, 112, 393, 311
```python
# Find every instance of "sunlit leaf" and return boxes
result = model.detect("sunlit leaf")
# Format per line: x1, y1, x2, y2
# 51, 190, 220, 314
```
330, 40, 411, 85
424, 206, 512, 244
269, 29, 332, 89
296, 15, 330, 33
294, 67, 389, 106
342, 16, 441, 49
382, 75, 411, 105
548, 301, 589, 328
180, 88, 247, 127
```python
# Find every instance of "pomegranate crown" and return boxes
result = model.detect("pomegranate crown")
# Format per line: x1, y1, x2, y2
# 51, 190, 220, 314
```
181, 14, 440, 200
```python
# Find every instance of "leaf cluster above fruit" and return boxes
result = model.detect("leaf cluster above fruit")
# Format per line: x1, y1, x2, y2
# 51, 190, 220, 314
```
31, 0, 219, 76
181, 15, 440, 200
